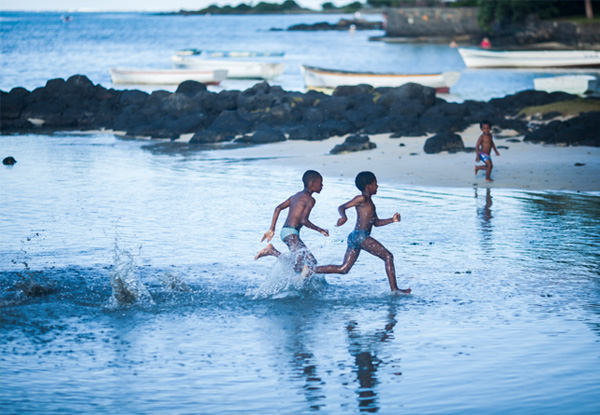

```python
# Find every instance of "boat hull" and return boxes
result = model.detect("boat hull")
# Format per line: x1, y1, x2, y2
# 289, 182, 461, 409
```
533, 75, 599, 95
300, 65, 460, 92
177, 49, 285, 58
458, 48, 600, 68
109, 68, 228, 85
171, 55, 285, 80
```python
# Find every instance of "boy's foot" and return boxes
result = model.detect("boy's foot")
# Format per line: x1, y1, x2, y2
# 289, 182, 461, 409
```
485, 178, 494, 182
474, 166, 478, 176
254, 244, 278, 260
393, 288, 411, 295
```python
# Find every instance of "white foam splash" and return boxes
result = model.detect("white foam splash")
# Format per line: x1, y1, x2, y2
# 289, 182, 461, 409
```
250, 253, 327, 300
159, 272, 190, 292
108, 243, 154, 307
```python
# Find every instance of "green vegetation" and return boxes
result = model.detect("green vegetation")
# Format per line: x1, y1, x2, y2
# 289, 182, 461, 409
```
518, 98, 600, 118
476, 0, 597, 33
182, 1, 305, 15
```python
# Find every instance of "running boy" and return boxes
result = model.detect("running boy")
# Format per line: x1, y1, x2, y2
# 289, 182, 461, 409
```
312, 171, 411, 294
255, 170, 329, 272
475, 120, 500, 182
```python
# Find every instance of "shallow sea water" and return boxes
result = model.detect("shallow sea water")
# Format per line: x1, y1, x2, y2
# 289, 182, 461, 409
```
1, 134, 599, 414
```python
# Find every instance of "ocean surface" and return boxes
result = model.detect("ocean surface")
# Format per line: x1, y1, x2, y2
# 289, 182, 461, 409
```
2, 133, 600, 414
2, 11, 599, 101
2, 11, 600, 415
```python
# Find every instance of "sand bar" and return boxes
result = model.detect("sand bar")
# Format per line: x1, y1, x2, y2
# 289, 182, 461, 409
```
214, 124, 600, 192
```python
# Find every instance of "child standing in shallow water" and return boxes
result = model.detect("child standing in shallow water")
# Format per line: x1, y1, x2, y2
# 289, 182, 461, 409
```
311, 171, 411, 294
255, 170, 329, 273
475, 120, 500, 182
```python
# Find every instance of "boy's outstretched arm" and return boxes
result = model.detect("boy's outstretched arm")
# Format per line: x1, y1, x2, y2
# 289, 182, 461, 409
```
300, 198, 329, 237
375, 212, 400, 227
491, 139, 500, 156
262, 199, 290, 242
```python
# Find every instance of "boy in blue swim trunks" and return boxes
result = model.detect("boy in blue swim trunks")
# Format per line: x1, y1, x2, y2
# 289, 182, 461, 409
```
475, 120, 500, 182
311, 171, 411, 294
255, 170, 329, 272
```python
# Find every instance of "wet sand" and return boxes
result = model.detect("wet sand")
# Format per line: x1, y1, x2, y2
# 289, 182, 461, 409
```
213, 124, 600, 192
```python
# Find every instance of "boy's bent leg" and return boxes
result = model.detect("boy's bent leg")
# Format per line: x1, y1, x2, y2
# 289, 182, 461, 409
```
485, 160, 494, 182
313, 248, 360, 274
360, 237, 410, 293
255, 243, 281, 260
284, 235, 315, 273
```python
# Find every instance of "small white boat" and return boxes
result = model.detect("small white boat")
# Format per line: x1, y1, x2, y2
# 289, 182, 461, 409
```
176, 49, 285, 58
171, 55, 285, 80
533, 75, 600, 95
109, 68, 228, 85
300, 65, 461, 93
458, 48, 600, 68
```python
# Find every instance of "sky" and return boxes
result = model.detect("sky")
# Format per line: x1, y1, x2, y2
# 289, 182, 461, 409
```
0, 0, 357, 12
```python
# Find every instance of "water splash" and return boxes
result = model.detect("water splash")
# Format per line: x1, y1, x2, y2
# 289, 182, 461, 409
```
249, 253, 327, 300
159, 272, 190, 292
108, 243, 154, 307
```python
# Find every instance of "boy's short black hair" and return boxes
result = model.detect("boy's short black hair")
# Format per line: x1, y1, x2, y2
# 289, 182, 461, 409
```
355, 171, 376, 191
480, 120, 492, 128
302, 170, 322, 187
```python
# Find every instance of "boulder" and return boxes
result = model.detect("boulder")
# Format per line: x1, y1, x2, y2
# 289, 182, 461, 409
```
330, 134, 376, 154
175, 80, 207, 97
3, 156, 17, 165
420, 102, 469, 133
1, 88, 29, 120
423, 132, 465, 154
237, 124, 286, 144
288, 123, 331, 141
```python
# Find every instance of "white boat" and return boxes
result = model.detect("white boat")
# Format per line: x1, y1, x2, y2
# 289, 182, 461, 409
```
533, 75, 599, 95
171, 55, 285, 80
300, 65, 461, 93
109, 68, 228, 85
458, 48, 600, 68
176, 49, 285, 58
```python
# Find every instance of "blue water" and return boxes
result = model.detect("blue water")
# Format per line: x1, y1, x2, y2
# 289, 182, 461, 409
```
1, 11, 595, 101
1, 133, 600, 414
2, 11, 600, 415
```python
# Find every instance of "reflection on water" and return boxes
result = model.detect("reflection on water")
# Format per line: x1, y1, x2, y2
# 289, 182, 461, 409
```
347, 304, 399, 413
475, 187, 493, 250
1, 134, 600, 414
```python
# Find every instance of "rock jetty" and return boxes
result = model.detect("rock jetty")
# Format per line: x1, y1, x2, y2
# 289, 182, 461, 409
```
2, 74, 598, 149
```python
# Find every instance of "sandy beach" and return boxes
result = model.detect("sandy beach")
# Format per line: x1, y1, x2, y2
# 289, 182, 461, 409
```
212, 124, 600, 192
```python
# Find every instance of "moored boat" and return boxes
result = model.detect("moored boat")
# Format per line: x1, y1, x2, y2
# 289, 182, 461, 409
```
458, 48, 600, 68
109, 68, 228, 85
171, 55, 285, 80
176, 49, 285, 58
533, 74, 599, 95
300, 65, 461, 93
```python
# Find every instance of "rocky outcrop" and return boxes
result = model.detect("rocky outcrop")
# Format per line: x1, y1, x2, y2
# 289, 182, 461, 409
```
4, 74, 596, 150
287, 19, 382, 31
523, 112, 600, 147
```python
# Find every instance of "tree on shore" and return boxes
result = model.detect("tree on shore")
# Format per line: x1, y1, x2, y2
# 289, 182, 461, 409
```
476, 0, 597, 33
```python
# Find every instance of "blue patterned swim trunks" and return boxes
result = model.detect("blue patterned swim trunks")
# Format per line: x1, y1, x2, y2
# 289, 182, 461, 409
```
347, 230, 370, 250
479, 152, 491, 163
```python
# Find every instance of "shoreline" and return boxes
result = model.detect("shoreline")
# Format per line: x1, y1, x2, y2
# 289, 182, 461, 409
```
203, 124, 600, 193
